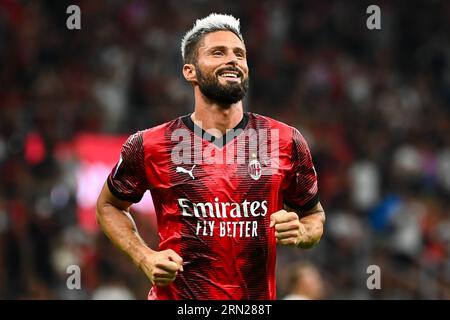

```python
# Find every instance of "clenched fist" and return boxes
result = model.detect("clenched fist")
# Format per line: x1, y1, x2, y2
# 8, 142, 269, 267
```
270, 209, 306, 247
139, 249, 183, 287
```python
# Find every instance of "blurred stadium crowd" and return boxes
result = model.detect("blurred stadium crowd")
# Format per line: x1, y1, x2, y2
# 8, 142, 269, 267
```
1, 0, 450, 299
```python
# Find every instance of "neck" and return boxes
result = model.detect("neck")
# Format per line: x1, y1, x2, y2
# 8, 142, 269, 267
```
294, 286, 318, 300
191, 88, 244, 137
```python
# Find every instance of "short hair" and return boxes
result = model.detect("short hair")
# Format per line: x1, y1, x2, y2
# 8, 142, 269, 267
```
181, 13, 244, 64
287, 262, 316, 291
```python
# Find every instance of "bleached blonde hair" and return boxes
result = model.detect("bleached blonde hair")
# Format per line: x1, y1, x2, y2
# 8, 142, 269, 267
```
181, 13, 244, 64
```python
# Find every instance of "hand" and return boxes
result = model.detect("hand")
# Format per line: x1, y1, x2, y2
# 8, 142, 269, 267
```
270, 210, 305, 247
139, 248, 183, 287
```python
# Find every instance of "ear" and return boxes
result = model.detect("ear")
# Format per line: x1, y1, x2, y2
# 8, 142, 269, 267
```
183, 64, 197, 83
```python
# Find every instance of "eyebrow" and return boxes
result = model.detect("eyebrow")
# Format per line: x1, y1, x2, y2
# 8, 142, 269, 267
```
207, 45, 246, 53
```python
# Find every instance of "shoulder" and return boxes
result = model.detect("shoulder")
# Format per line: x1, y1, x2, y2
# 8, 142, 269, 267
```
130, 116, 187, 152
247, 112, 306, 148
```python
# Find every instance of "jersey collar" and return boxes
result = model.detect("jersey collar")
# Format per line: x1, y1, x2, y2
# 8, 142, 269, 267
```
182, 112, 249, 148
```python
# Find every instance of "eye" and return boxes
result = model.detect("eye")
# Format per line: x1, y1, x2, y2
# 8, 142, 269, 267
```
213, 50, 224, 56
235, 51, 245, 59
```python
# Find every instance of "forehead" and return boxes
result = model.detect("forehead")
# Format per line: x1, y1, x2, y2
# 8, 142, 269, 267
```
199, 31, 245, 51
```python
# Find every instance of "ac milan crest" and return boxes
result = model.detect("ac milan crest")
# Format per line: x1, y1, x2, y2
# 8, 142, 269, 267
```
248, 159, 262, 180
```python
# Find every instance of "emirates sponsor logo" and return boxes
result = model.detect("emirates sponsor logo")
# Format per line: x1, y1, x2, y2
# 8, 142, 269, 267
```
178, 198, 268, 238
178, 198, 268, 218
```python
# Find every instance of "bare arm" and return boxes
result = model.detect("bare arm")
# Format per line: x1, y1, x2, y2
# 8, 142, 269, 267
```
96, 181, 183, 286
292, 202, 325, 248
96, 181, 153, 267
270, 202, 325, 249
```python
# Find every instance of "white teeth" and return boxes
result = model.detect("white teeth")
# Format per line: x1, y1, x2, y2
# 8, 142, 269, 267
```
221, 73, 238, 78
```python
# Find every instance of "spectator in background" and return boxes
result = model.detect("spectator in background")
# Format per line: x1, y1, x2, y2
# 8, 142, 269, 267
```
283, 262, 326, 300
1, 0, 450, 299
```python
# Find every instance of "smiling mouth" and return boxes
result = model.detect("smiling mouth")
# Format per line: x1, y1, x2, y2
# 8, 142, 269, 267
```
217, 70, 242, 81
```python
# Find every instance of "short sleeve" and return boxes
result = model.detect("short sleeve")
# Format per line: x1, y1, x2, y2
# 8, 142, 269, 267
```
283, 128, 319, 212
107, 131, 148, 203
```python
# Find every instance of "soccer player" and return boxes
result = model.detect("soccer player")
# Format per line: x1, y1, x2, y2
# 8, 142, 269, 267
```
96, 13, 325, 300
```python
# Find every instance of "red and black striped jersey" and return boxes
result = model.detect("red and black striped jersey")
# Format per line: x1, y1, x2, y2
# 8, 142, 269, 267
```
107, 112, 319, 300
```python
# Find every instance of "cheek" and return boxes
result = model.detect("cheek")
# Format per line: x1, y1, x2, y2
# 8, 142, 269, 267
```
240, 62, 249, 75
200, 65, 219, 77
201, 59, 222, 71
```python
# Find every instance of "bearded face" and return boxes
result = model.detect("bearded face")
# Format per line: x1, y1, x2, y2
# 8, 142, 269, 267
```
183, 31, 250, 106
195, 62, 249, 106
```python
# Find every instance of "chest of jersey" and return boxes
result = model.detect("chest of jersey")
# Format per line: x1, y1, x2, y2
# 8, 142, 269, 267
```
154, 139, 288, 197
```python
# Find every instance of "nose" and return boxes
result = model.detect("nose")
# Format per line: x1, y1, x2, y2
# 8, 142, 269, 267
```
226, 52, 239, 66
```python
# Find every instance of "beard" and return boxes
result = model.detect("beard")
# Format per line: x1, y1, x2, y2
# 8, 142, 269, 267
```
195, 64, 249, 106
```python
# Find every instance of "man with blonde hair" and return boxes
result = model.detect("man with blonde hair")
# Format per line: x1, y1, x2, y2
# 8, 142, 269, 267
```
96, 13, 325, 300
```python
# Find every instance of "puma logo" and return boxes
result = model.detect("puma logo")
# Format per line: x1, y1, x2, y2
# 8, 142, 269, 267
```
176, 165, 196, 180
